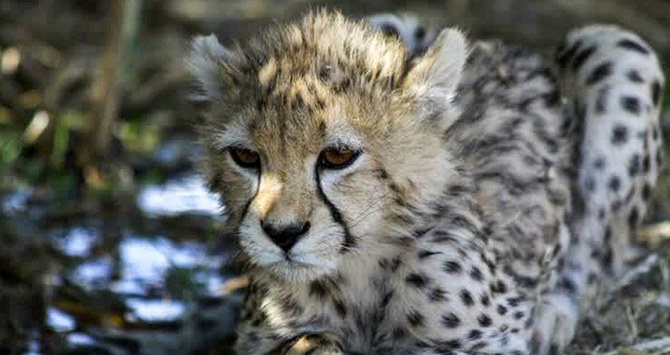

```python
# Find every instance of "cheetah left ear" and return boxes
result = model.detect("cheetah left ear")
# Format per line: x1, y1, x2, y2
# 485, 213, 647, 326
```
403, 28, 468, 108
187, 34, 237, 103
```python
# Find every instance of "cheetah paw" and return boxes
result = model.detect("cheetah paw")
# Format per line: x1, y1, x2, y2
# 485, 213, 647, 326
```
530, 293, 579, 355
280, 333, 345, 355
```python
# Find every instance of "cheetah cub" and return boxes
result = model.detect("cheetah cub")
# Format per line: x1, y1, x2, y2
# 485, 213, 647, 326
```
188, 11, 664, 355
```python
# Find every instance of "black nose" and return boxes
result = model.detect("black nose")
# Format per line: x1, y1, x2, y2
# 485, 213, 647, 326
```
261, 221, 311, 252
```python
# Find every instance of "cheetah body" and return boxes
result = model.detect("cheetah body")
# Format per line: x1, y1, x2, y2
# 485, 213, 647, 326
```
188, 12, 664, 355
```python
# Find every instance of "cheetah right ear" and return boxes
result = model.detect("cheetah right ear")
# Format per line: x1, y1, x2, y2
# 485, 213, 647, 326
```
402, 28, 468, 107
187, 34, 237, 102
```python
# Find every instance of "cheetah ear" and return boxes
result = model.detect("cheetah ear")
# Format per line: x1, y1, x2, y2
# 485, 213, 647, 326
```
403, 28, 468, 106
187, 34, 237, 102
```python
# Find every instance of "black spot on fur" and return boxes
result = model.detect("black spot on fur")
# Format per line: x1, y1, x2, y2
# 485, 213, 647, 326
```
627, 69, 644, 83
559, 276, 577, 294
374, 168, 390, 180
507, 297, 523, 307
464, 330, 482, 344
594, 157, 606, 169
617, 39, 650, 55
460, 289, 475, 307
609, 175, 621, 192
629, 154, 641, 176
407, 309, 425, 327
652, 81, 662, 106
477, 313, 493, 327
586, 62, 612, 86
415, 27, 426, 40
390, 256, 402, 272
413, 226, 434, 239
309, 280, 329, 299
642, 183, 652, 200
628, 208, 640, 229
516, 275, 538, 288
406, 272, 430, 289
392, 327, 407, 340
557, 39, 582, 68
334, 299, 347, 318
443, 260, 462, 274
381, 290, 394, 308
480, 293, 491, 307
444, 339, 462, 350
611, 125, 628, 145
429, 287, 447, 302
572, 46, 597, 71
379, 23, 399, 38
319, 65, 332, 82
432, 230, 459, 244
418, 250, 442, 259
470, 266, 484, 282
643, 154, 651, 173
621, 96, 641, 114
497, 304, 508, 315
442, 312, 461, 328
492, 280, 507, 294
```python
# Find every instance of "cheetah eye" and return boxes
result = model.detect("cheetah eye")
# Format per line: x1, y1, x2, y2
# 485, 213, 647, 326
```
319, 148, 361, 170
229, 147, 260, 169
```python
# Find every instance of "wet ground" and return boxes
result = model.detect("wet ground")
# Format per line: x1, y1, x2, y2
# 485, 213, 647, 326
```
1, 166, 238, 353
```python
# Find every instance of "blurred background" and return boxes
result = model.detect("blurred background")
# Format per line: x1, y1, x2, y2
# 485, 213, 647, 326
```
1, 1, 670, 354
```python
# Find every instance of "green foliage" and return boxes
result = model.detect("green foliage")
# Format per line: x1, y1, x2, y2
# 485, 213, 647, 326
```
0, 129, 21, 166
50, 121, 70, 168
119, 120, 160, 154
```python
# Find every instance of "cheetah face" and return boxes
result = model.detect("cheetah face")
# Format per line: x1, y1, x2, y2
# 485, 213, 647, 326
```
188, 12, 467, 283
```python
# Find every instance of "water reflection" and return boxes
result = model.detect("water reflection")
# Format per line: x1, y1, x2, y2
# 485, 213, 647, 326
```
125, 298, 186, 322
137, 175, 221, 216
47, 308, 76, 332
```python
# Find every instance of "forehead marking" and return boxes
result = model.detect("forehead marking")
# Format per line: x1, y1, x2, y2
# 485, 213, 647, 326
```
258, 57, 278, 89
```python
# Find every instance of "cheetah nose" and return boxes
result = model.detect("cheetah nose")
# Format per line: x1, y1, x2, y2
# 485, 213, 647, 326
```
261, 221, 311, 252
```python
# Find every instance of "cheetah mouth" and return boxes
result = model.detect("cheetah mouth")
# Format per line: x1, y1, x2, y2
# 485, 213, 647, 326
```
268, 259, 317, 278
262, 252, 336, 281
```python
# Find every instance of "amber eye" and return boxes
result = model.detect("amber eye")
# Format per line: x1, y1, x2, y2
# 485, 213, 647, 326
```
319, 148, 361, 170
229, 147, 260, 169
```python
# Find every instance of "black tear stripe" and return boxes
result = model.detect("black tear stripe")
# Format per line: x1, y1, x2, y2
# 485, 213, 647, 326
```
239, 172, 262, 227
586, 62, 612, 86
315, 166, 357, 253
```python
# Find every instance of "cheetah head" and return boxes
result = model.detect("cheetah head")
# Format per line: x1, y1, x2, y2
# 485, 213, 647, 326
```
189, 11, 468, 283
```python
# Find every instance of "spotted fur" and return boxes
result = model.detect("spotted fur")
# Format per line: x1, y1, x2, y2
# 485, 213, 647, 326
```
188, 11, 664, 355
536, 25, 666, 354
